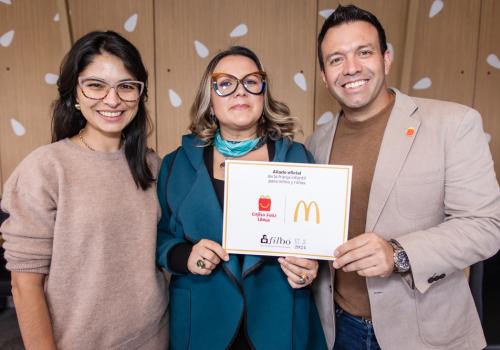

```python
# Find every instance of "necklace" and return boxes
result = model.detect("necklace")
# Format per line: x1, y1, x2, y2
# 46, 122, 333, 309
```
78, 129, 95, 151
214, 130, 266, 168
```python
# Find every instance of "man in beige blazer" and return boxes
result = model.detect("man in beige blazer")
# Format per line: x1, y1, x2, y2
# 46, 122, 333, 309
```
307, 5, 500, 350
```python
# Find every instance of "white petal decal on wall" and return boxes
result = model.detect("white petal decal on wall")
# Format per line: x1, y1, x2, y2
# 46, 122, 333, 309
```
317, 111, 333, 126
10, 118, 26, 136
229, 24, 248, 38
485, 132, 492, 144
169, 89, 182, 108
0, 0, 12, 5
486, 54, 500, 69
319, 9, 334, 19
0, 30, 14, 47
429, 0, 444, 18
413, 77, 432, 90
194, 40, 209, 58
124, 13, 138, 32
293, 72, 307, 91
53, 13, 60, 22
44, 73, 58, 85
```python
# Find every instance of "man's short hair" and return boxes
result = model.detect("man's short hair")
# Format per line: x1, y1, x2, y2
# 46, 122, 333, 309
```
317, 4, 388, 71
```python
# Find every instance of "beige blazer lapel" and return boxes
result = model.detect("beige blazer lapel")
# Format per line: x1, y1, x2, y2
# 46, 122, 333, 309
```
309, 112, 340, 164
366, 90, 420, 232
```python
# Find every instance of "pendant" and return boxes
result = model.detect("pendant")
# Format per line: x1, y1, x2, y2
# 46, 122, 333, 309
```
219, 156, 233, 169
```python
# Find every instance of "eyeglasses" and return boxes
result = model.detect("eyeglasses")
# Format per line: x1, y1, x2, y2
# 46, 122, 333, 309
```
78, 77, 144, 102
212, 71, 267, 97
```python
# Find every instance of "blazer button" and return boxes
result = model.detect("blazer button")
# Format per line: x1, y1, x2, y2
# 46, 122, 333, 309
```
439, 273, 445, 279
427, 277, 435, 284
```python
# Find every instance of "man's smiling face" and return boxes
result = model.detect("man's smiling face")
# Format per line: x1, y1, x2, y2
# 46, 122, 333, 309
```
320, 21, 392, 120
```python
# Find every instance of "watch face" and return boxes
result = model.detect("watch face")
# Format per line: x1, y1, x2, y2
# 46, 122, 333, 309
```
396, 251, 410, 272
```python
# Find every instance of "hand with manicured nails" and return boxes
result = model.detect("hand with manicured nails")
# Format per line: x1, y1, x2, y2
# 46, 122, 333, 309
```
188, 239, 229, 275
332, 232, 394, 278
278, 256, 319, 288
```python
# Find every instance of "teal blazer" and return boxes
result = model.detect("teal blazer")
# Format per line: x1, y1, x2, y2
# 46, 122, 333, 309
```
157, 134, 326, 350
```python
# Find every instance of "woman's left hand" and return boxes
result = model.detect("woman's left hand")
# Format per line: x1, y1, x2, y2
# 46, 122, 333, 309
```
278, 257, 318, 289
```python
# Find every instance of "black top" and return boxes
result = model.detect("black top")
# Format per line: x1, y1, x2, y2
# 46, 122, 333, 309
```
1, 204, 11, 282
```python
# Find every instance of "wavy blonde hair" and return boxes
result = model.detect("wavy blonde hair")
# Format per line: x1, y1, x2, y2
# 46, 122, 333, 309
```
189, 46, 301, 144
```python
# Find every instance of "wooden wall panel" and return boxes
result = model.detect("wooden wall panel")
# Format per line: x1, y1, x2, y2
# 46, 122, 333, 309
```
155, 0, 317, 156
408, 0, 481, 105
1, 0, 499, 187
67, 0, 157, 149
0, 0, 66, 195
473, 0, 500, 181
314, 0, 409, 124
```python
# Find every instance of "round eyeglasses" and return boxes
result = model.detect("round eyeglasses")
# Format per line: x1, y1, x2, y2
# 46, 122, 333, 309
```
78, 77, 145, 102
212, 71, 267, 97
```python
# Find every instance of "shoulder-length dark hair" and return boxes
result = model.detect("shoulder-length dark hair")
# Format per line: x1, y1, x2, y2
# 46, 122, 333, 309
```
52, 30, 154, 190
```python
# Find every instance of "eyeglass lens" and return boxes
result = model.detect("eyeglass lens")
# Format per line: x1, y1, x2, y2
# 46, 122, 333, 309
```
213, 73, 265, 97
80, 79, 143, 102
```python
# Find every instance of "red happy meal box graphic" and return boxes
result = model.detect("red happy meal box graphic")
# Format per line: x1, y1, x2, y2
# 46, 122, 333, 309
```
258, 195, 271, 211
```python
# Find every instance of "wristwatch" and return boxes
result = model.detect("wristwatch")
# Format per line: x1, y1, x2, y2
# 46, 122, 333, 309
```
389, 239, 410, 273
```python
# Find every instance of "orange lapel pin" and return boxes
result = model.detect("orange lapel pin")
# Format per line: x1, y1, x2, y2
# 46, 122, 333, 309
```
405, 127, 415, 136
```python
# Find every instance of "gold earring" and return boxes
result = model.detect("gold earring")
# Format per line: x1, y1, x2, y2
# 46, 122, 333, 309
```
75, 103, 81, 110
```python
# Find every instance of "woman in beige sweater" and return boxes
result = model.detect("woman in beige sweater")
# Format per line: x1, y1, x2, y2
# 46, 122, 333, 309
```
0, 31, 168, 349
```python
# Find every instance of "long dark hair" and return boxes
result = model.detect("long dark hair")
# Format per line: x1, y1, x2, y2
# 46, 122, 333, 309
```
51, 30, 154, 190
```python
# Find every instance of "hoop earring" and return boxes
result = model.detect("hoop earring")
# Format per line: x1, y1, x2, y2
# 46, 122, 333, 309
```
75, 103, 81, 110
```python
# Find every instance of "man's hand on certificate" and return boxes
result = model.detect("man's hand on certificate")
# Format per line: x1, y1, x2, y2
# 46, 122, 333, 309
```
332, 232, 394, 278
278, 257, 319, 288
188, 239, 229, 275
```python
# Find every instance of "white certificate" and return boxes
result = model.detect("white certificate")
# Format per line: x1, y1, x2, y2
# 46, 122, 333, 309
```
222, 160, 352, 260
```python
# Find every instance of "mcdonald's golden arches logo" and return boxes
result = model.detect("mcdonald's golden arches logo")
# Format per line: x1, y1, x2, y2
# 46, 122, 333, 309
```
293, 200, 320, 224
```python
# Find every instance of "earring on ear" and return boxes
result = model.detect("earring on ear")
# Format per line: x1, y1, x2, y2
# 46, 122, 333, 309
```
259, 112, 266, 125
75, 103, 81, 111
210, 112, 218, 125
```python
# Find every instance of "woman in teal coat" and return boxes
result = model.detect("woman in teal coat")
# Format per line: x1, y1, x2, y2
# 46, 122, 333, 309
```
156, 46, 326, 350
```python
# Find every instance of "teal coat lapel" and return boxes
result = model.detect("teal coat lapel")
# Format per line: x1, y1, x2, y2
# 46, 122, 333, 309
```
177, 135, 223, 244
178, 135, 242, 280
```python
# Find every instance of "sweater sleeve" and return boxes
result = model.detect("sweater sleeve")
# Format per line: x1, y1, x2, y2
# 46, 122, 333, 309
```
146, 149, 162, 177
1, 154, 58, 274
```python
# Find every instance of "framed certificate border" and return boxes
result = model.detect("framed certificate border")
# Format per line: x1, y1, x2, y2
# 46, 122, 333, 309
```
222, 160, 352, 260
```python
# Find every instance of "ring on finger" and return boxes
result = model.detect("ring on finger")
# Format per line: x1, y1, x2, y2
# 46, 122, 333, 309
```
297, 272, 307, 285
196, 259, 206, 269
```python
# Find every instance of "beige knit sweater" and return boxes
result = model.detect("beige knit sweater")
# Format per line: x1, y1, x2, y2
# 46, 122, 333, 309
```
1, 139, 168, 349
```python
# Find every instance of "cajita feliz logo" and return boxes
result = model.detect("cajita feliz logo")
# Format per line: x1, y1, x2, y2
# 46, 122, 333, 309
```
258, 195, 271, 211
252, 195, 277, 222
